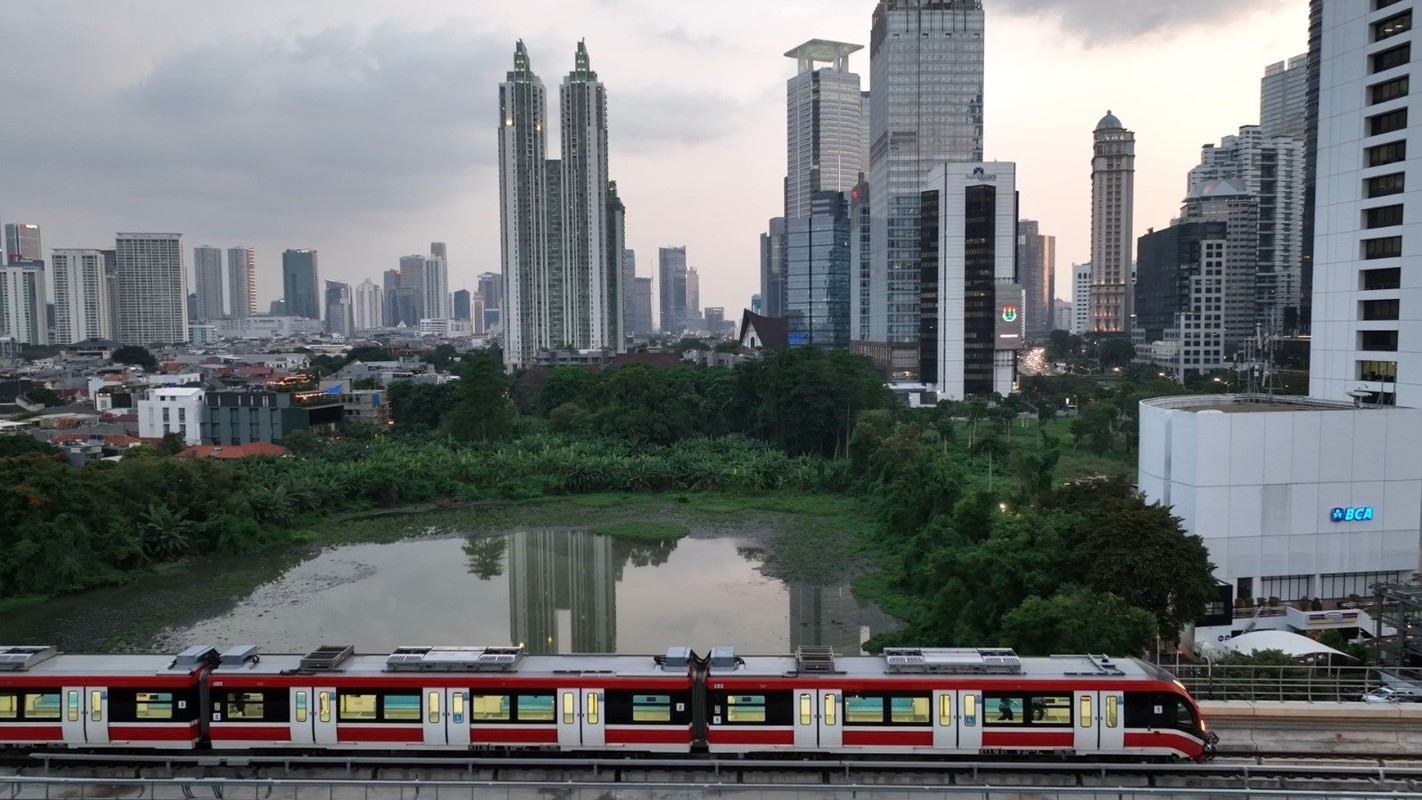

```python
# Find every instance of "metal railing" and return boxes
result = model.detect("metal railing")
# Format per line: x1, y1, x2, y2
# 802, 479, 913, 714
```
1169, 663, 1398, 702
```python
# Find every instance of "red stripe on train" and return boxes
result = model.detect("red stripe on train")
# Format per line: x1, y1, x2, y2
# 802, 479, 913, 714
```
981, 730, 1075, 747
604, 727, 693, 745
842, 729, 934, 747
210, 725, 295, 742
0, 724, 62, 740
107, 724, 200, 742
472, 727, 559, 744
706, 728, 795, 746
335, 726, 424, 743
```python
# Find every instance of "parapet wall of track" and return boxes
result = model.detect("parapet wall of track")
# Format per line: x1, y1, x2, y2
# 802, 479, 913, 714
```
1202, 700, 1422, 755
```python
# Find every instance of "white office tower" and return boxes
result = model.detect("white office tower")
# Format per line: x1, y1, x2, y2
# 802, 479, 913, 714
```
0, 260, 47, 344
1090, 111, 1136, 334
1071, 263, 1092, 335
921, 163, 1019, 399
51, 249, 112, 344
867, 0, 984, 350
227, 246, 256, 319
193, 245, 224, 321
421, 255, 450, 320
354, 279, 383, 331
560, 40, 620, 352
498, 41, 551, 368
785, 40, 865, 220
1311, 2, 1417, 407
116, 233, 187, 345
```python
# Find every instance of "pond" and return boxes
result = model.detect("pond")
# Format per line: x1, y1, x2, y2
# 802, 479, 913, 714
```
0, 529, 899, 656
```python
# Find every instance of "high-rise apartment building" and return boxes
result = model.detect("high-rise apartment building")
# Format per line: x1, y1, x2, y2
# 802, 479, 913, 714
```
760, 218, 788, 319
192, 246, 225, 321
0, 260, 47, 344
1262, 54, 1310, 140
282, 249, 320, 321
499, 42, 553, 367
867, 0, 984, 353
1017, 219, 1056, 340
1090, 111, 1136, 334
115, 233, 186, 345
354, 278, 383, 331
4, 223, 41, 263
1071, 262, 1092, 335
51, 249, 112, 344
920, 163, 1020, 398
685, 266, 701, 332
421, 255, 450, 320
227, 247, 256, 319
561, 42, 617, 351
785, 40, 866, 220
629, 276, 653, 337
658, 246, 688, 334
1310, 2, 1418, 406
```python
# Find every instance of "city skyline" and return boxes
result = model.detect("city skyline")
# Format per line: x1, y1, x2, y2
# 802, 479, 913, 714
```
0, 1, 1307, 320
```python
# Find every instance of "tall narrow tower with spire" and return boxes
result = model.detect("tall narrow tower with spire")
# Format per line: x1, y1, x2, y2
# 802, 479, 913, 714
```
560, 40, 619, 351
1090, 110, 1136, 334
499, 41, 551, 368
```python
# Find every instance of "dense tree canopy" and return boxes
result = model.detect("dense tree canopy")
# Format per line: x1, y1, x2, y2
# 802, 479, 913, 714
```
111, 346, 158, 372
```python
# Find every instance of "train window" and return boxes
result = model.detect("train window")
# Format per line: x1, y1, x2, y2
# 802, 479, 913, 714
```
295, 692, 308, 723
799, 694, 811, 726
134, 692, 173, 720
0, 695, 15, 719
845, 696, 883, 724
384, 694, 420, 722
67, 691, 79, 722
90, 691, 102, 722
318, 692, 330, 723
25, 693, 60, 721
1080, 696, 1093, 728
225, 692, 265, 720
518, 694, 555, 722
632, 695, 671, 723
339, 694, 377, 721
474, 695, 511, 722
726, 695, 767, 723
452, 693, 465, 723
985, 695, 1024, 725
963, 695, 976, 726
1028, 695, 1072, 726
1106, 696, 1118, 728
587, 693, 599, 725
562, 693, 574, 725
938, 695, 951, 726
824, 695, 837, 727
890, 697, 930, 724
428, 693, 440, 724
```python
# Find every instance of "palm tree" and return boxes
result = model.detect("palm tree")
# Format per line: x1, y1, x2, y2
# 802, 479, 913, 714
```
970, 432, 1010, 493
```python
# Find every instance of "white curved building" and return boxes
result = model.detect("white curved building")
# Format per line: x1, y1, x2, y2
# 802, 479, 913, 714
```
1138, 394, 1422, 604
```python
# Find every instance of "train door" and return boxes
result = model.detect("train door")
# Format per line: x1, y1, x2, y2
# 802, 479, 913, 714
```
556, 688, 605, 749
421, 689, 471, 747
791, 690, 841, 749
60, 687, 109, 745
956, 690, 982, 752
1073, 691, 1099, 753
290, 687, 315, 745
932, 690, 954, 750
1098, 691, 1125, 752
313, 687, 338, 745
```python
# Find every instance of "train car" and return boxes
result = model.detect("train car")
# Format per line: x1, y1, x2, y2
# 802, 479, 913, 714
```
206, 643, 696, 751
702, 646, 1215, 762
0, 644, 214, 749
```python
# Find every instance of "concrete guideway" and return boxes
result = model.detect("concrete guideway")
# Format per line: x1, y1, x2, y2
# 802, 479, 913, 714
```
1201, 700, 1422, 756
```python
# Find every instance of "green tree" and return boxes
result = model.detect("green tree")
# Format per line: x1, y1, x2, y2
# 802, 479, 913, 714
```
284, 429, 321, 456
387, 381, 461, 431
23, 387, 64, 407
442, 349, 516, 442
424, 343, 460, 371
343, 421, 379, 441
112, 345, 158, 372
1096, 336, 1136, 369
969, 432, 1010, 493
1000, 587, 1158, 655
0, 436, 60, 457
157, 432, 187, 456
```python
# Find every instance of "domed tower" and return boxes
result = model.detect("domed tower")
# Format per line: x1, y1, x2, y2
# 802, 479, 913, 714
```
1090, 110, 1135, 334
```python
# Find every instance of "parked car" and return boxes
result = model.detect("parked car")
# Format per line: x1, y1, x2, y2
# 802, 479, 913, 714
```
1362, 686, 1422, 703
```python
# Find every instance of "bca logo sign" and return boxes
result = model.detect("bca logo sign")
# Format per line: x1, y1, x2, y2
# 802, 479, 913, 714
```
1001, 305, 1019, 323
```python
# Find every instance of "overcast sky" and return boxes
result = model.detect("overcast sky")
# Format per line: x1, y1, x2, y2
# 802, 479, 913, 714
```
0, 0, 1306, 321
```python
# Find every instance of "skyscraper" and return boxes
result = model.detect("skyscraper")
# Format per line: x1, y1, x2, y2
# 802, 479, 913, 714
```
561, 41, 618, 351
1090, 111, 1136, 333
499, 41, 551, 367
282, 249, 320, 321
685, 266, 701, 332
115, 233, 186, 345
478, 272, 504, 314
0, 260, 47, 344
784, 40, 866, 220
1310, 2, 1416, 406
4, 223, 41, 263
324, 281, 353, 337
421, 255, 449, 319
430, 241, 448, 261
354, 278, 383, 331
760, 218, 788, 318
453, 289, 471, 322
867, 0, 985, 357
659, 246, 687, 334
227, 246, 256, 319
1261, 54, 1310, 140
785, 192, 852, 348
397, 254, 427, 320
1017, 220, 1056, 340
1071, 262, 1092, 335
193, 245, 225, 321
629, 276, 653, 337
51, 249, 112, 344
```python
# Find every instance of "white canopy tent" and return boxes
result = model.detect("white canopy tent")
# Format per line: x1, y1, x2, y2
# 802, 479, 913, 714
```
1214, 630, 1351, 660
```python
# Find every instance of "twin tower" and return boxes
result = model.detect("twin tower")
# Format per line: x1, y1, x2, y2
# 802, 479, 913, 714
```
498, 41, 626, 369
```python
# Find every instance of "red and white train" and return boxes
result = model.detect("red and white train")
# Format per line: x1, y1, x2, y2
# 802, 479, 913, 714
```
0, 643, 1217, 761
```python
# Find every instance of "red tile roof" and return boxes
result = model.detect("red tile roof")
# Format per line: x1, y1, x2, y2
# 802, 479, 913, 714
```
179, 442, 290, 459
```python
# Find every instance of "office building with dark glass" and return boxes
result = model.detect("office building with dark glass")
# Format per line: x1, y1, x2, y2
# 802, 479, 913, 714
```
786, 191, 851, 347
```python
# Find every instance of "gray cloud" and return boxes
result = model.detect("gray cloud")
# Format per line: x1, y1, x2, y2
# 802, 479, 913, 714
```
995, 0, 1296, 44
